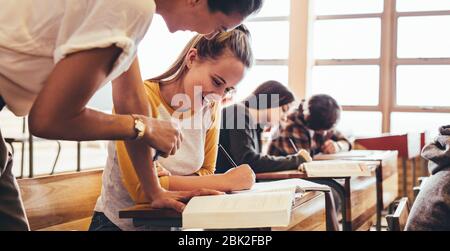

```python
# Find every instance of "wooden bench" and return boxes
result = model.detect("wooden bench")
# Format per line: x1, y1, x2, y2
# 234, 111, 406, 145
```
18, 169, 103, 231
386, 197, 410, 231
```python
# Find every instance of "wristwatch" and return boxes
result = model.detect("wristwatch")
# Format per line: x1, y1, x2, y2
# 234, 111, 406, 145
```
131, 114, 146, 140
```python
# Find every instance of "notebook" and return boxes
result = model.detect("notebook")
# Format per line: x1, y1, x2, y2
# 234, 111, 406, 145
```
182, 191, 294, 229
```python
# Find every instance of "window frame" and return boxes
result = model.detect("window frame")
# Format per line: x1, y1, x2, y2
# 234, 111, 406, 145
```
306, 0, 450, 134
245, 8, 291, 82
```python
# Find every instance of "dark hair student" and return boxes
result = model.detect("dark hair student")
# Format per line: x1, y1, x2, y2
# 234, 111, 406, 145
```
216, 80, 311, 174
300, 94, 341, 131
268, 94, 351, 158
208, 0, 264, 17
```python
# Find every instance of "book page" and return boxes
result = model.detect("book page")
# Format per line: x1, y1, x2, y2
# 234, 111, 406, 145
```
184, 192, 292, 213
299, 160, 372, 177
232, 179, 330, 194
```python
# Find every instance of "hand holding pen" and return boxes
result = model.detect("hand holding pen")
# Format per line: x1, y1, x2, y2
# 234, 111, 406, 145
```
289, 137, 312, 162
218, 144, 255, 191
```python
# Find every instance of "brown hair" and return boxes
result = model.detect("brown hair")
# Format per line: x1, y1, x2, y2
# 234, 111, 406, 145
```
148, 25, 253, 85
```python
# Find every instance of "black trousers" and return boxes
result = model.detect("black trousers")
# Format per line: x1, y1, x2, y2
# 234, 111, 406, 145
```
88, 212, 122, 231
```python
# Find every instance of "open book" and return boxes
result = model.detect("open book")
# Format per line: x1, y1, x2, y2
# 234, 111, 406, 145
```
299, 160, 372, 177
182, 191, 294, 229
182, 179, 330, 229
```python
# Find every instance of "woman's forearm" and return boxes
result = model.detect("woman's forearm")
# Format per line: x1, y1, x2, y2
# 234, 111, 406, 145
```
167, 174, 232, 192
30, 108, 137, 141
112, 58, 163, 197
28, 46, 129, 139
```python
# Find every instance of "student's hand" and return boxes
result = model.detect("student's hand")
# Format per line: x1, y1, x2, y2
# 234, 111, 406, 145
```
298, 149, 313, 162
322, 140, 339, 154
142, 117, 183, 157
224, 164, 256, 191
150, 189, 224, 212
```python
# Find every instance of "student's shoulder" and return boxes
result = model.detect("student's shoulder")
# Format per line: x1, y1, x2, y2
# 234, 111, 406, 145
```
143, 81, 160, 95
143, 81, 164, 107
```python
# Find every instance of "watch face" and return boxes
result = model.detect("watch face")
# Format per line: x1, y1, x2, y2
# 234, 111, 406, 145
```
136, 120, 145, 131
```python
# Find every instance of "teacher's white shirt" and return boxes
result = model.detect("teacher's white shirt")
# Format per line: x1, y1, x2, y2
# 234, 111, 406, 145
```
0, 0, 155, 116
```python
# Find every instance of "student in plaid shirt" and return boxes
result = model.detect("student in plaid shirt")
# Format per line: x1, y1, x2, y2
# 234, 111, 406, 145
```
268, 94, 352, 157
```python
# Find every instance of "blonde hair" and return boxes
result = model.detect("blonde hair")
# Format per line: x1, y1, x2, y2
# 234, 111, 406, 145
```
148, 25, 253, 85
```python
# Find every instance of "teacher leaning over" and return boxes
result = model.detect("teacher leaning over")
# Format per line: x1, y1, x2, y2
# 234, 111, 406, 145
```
0, 0, 263, 230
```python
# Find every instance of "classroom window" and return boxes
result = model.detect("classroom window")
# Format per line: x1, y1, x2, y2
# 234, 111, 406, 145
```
391, 113, 450, 138
313, 18, 381, 59
313, 0, 384, 15
337, 111, 383, 137
246, 21, 290, 60
396, 65, 450, 107
310, 65, 380, 106
396, 0, 450, 12
236, 1, 291, 102
393, 3, 450, 139
397, 16, 450, 58
307, 0, 450, 138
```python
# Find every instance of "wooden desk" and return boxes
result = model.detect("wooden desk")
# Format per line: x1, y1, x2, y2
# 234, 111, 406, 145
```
314, 150, 398, 231
356, 133, 421, 197
119, 191, 327, 231
256, 171, 352, 231
256, 162, 379, 231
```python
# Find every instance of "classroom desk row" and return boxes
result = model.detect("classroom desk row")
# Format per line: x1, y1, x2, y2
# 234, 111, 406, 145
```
120, 150, 398, 231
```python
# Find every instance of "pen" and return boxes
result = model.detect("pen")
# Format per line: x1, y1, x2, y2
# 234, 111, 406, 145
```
219, 144, 238, 168
290, 137, 313, 162
289, 138, 299, 153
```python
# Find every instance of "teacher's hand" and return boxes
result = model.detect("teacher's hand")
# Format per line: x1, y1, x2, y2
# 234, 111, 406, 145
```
150, 189, 224, 212
142, 117, 183, 157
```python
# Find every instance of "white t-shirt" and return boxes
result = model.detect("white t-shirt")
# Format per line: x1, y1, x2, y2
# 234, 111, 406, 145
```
0, 0, 156, 116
